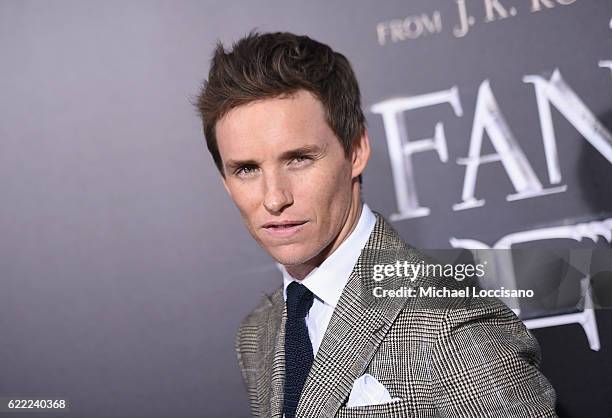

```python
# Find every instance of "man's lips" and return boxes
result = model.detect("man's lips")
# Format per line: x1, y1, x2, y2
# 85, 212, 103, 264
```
262, 220, 307, 228
261, 220, 308, 238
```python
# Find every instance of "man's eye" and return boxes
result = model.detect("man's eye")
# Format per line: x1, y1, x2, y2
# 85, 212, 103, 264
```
290, 156, 312, 166
235, 166, 258, 177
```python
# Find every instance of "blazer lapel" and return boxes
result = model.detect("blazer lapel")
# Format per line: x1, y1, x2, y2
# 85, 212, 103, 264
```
249, 287, 286, 418
295, 213, 420, 418
269, 301, 286, 418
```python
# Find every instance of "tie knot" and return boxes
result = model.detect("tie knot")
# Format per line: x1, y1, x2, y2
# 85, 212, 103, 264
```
286, 281, 314, 320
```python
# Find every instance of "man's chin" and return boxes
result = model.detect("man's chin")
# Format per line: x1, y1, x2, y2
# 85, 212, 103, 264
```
267, 247, 319, 268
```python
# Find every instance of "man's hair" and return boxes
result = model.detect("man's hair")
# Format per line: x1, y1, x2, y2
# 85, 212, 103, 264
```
196, 31, 366, 179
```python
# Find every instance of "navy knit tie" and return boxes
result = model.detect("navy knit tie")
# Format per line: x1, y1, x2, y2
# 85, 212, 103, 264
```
283, 281, 315, 418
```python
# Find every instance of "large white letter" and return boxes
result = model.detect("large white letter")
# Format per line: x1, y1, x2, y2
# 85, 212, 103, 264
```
523, 69, 612, 184
371, 87, 462, 220
453, 80, 566, 211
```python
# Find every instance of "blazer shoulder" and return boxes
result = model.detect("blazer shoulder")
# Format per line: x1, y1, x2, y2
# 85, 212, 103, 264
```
368, 211, 414, 252
235, 285, 283, 347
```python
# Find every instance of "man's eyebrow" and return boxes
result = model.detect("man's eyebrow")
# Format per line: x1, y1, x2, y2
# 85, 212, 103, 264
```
278, 144, 325, 159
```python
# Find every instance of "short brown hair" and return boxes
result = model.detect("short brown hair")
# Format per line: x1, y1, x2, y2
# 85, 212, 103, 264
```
196, 31, 366, 177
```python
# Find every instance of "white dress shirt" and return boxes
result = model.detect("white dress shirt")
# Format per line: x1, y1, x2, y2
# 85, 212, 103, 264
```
279, 203, 376, 356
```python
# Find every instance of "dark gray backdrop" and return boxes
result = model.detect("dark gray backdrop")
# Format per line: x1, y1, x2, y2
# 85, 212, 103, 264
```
1, 1, 611, 417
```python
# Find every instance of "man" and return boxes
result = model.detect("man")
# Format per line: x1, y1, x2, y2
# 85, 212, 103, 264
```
196, 31, 557, 417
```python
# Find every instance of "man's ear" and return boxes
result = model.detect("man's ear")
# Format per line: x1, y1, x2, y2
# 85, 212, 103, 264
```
351, 130, 371, 179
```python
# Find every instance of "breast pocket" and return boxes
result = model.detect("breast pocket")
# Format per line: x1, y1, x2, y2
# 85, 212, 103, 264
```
335, 398, 412, 418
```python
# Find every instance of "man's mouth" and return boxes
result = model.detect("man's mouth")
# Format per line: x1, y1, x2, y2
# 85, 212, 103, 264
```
262, 221, 308, 238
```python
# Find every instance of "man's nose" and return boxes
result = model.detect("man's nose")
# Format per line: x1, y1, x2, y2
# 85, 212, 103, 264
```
263, 172, 293, 213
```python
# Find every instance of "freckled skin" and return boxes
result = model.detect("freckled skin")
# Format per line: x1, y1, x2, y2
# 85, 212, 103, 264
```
216, 90, 371, 279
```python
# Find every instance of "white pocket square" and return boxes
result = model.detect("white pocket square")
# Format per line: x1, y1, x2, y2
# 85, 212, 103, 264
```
346, 373, 402, 408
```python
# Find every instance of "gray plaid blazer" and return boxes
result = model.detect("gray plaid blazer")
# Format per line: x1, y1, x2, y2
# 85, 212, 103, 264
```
235, 212, 557, 417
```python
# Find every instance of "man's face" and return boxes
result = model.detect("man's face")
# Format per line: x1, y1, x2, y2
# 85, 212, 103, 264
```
215, 90, 368, 268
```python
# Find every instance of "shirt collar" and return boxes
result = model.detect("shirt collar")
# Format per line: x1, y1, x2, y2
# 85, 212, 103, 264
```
279, 203, 376, 308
